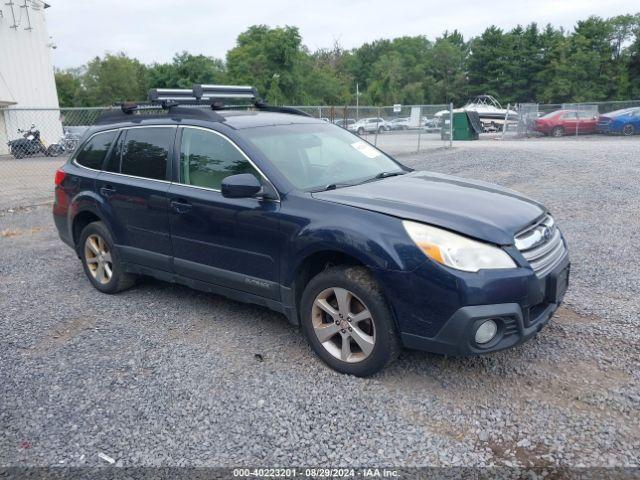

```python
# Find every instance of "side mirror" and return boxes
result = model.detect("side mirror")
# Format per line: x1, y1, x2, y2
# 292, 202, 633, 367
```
221, 173, 263, 199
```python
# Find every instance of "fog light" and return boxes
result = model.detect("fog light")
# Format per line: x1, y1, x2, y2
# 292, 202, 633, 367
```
475, 319, 498, 344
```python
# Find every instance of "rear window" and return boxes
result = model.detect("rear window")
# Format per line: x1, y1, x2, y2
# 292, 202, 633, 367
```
120, 127, 174, 180
75, 131, 117, 170
540, 111, 562, 119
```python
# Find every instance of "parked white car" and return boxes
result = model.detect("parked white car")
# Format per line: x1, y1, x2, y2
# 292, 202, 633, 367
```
387, 117, 412, 130
348, 117, 390, 134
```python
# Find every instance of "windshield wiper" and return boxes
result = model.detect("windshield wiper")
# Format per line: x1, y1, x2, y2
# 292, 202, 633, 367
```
312, 171, 406, 192
374, 171, 406, 179
356, 170, 407, 185
311, 182, 355, 192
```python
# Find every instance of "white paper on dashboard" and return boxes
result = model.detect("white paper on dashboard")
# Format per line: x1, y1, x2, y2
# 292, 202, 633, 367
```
350, 141, 381, 159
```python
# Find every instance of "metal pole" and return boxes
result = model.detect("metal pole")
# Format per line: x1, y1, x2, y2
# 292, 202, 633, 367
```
416, 106, 422, 152
356, 83, 359, 122
449, 102, 453, 148
374, 106, 380, 146
501, 103, 510, 140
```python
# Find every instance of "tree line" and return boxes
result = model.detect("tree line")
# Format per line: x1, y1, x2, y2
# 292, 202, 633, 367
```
55, 13, 640, 108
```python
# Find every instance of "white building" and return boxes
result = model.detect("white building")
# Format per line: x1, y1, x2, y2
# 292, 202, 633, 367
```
0, 0, 61, 154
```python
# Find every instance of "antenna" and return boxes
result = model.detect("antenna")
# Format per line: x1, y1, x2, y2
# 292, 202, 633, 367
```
20, 0, 33, 31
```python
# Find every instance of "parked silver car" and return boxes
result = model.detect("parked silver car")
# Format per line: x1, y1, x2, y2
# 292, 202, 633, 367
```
348, 117, 390, 135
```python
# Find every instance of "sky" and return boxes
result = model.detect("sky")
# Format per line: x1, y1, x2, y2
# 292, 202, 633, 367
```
46, 0, 637, 69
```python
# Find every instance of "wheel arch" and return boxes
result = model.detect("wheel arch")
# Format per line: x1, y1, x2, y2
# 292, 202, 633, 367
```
288, 247, 386, 326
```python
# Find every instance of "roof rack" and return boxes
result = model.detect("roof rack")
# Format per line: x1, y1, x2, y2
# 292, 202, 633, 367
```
150, 84, 312, 118
96, 84, 312, 125
95, 103, 225, 125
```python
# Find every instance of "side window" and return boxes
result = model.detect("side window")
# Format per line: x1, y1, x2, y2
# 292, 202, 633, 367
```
103, 130, 123, 173
179, 128, 259, 190
120, 127, 173, 180
75, 131, 117, 170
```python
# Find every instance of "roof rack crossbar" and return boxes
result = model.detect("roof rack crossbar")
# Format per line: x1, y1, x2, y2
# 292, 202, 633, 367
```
145, 84, 312, 118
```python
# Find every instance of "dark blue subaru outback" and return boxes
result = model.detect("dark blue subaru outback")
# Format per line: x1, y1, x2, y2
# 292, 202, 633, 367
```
53, 85, 569, 376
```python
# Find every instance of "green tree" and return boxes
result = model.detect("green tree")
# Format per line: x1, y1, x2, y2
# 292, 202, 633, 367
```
54, 69, 84, 107
82, 53, 148, 104
300, 43, 353, 104
147, 51, 226, 89
226, 25, 306, 103
430, 31, 468, 104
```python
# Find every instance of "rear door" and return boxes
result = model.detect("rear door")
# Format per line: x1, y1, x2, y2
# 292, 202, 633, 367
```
577, 111, 597, 133
95, 126, 176, 271
561, 112, 578, 134
168, 126, 281, 300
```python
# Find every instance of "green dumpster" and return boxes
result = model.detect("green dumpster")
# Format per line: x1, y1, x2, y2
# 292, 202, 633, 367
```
440, 110, 482, 140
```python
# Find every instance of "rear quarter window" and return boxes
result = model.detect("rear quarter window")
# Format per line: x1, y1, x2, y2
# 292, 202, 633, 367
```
74, 131, 117, 170
120, 127, 174, 180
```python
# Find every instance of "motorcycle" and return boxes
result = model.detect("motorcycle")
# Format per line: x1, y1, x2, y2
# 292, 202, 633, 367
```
55, 128, 81, 155
7, 124, 63, 159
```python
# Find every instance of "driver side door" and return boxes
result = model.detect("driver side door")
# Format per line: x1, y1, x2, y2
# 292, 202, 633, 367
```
168, 126, 282, 300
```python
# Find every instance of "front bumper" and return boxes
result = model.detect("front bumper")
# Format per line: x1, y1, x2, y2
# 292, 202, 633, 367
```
376, 250, 570, 356
401, 298, 561, 356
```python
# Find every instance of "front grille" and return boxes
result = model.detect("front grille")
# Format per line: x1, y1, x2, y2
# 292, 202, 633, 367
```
515, 215, 566, 277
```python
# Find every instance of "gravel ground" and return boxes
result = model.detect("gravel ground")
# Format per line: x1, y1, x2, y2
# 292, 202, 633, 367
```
0, 136, 639, 469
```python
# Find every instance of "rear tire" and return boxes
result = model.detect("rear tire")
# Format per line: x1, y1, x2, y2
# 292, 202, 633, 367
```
622, 124, 635, 136
47, 144, 64, 157
551, 126, 565, 137
300, 265, 400, 376
78, 221, 136, 294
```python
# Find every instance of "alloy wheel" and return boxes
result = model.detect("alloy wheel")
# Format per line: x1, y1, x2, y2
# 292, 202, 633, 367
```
622, 124, 634, 136
84, 234, 113, 285
311, 287, 376, 363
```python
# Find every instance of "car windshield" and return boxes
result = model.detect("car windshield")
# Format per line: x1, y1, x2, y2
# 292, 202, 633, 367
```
242, 123, 404, 191
607, 108, 637, 117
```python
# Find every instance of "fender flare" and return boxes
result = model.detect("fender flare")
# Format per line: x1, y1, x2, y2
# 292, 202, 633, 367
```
67, 192, 115, 248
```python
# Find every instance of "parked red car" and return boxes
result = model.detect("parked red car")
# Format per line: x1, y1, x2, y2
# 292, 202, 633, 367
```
534, 109, 599, 137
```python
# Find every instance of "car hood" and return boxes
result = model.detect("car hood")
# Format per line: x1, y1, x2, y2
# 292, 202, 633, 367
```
312, 171, 546, 245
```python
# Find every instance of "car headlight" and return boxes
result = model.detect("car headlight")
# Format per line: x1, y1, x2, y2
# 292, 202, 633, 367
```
402, 220, 516, 272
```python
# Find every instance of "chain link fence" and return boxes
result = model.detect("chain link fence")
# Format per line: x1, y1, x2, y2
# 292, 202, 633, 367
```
502, 100, 640, 138
1, 100, 639, 211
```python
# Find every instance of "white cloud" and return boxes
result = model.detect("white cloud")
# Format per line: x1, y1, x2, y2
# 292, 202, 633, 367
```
46, 0, 637, 68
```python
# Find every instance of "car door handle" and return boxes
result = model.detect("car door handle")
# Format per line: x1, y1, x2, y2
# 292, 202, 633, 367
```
170, 199, 192, 213
100, 185, 116, 197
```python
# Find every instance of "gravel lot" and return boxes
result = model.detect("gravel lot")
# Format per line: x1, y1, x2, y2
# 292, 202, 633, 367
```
1, 136, 639, 469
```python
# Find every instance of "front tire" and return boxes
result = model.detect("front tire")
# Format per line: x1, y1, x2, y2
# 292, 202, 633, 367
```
357, 127, 365, 135
79, 221, 136, 294
551, 126, 564, 137
300, 266, 400, 376
10, 147, 25, 159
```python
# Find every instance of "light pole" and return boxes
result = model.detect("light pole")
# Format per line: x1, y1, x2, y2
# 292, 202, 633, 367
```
355, 83, 359, 122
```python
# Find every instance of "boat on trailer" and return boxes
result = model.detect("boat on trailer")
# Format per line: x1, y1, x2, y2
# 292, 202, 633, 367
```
462, 95, 518, 132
